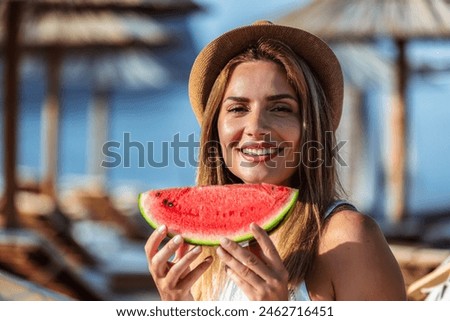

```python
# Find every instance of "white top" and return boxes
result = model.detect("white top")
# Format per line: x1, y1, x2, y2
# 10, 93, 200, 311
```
218, 200, 356, 301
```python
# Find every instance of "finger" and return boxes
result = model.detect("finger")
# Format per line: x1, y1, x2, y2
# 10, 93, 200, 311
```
151, 235, 184, 277
173, 242, 190, 262
167, 246, 202, 281
169, 247, 213, 289
219, 237, 275, 278
251, 223, 285, 270
178, 255, 213, 290
224, 265, 257, 296
173, 243, 192, 280
144, 225, 168, 262
217, 241, 264, 284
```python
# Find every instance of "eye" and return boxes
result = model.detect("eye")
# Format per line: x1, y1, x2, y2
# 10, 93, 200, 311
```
271, 104, 293, 113
227, 104, 249, 114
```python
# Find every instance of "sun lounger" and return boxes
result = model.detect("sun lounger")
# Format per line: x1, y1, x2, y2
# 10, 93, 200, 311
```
407, 255, 450, 300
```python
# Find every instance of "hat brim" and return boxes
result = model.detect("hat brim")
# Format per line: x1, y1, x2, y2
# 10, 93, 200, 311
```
188, 22, 343, 130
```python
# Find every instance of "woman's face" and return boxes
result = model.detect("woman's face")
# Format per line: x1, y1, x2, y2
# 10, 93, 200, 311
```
217, 60, 301, 186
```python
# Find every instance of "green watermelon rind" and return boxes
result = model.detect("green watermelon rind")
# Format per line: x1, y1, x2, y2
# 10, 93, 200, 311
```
138, 187, 298, 246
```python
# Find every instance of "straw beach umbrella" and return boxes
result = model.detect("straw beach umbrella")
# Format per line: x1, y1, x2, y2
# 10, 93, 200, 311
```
0, 0, 199, 228
331, 44, 393, 204
23, 9, 172, 202
278, 0, 450, 224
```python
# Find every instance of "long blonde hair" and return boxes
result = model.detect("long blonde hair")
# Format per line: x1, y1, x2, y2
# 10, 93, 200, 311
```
193, 38, 343, 300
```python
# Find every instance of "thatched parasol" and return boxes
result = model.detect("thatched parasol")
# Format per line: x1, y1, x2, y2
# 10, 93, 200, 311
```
30, 0, 200, 16
331, 44, 393, 202
1, 0, 199, 228
278, 0, 450, 223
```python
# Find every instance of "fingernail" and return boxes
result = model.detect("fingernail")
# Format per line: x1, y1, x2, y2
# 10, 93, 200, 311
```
216, 246, 224, 257
173, 235, 183, 244
192, 246, 201, 254
220, 237, 230, 246
157, 225, 166, 234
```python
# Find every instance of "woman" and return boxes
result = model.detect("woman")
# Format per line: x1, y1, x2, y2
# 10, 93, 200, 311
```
145, 21, 406, 301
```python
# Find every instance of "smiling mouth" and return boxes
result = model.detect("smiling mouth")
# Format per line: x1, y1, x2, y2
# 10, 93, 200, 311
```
241, 147, 279, 156
239, 146, 282, 162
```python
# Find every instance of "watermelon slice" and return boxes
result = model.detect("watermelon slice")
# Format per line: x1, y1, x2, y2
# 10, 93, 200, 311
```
138, 183, 298, 246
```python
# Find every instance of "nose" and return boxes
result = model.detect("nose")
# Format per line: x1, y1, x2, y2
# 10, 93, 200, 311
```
244, 109, 270, 138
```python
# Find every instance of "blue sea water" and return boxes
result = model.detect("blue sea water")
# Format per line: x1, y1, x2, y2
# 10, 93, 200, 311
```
2, 82, 201, 192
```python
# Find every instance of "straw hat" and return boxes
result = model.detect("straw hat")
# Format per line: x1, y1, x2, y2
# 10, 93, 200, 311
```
188, 20, 344, 130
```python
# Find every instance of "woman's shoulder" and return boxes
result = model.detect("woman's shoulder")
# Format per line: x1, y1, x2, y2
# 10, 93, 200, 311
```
315, 208, 406, 300
322, 207, 382, 245
319, 207, 390, 261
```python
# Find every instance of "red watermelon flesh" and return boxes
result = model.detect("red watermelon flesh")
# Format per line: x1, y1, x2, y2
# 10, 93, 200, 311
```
138, 183, 298, 245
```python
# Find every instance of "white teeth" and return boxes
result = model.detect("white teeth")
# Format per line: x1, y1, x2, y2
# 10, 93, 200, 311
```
242, 148, 277, 156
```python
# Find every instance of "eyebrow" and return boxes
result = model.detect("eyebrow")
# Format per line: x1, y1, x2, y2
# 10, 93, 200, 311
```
266, 94, 297, 102
223, 96, 249, 103
223, 94, 298, 103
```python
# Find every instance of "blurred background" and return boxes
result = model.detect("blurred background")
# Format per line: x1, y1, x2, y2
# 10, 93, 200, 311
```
1, 0, 449, 301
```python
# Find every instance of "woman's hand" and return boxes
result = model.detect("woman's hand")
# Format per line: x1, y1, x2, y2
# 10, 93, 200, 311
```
144, 225, 213, 301
216, 223, 289, 300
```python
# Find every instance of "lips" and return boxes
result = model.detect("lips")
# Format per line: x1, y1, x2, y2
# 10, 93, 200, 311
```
242, 147, 278, 156
238, 142, 282, 162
